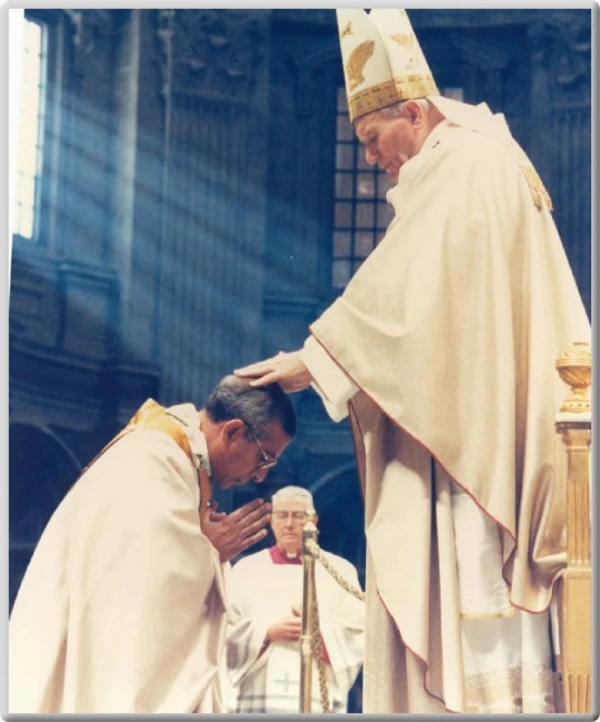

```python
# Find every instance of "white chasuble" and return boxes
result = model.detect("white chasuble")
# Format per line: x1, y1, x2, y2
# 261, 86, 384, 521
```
9, 409, 229, 713
305, 114, 589, 713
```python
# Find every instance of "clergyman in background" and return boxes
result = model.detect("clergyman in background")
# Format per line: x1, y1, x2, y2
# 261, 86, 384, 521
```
226, 485, 365, 713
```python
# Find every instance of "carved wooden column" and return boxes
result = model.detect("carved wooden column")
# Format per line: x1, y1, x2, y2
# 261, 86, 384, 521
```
555, 341, 592, 713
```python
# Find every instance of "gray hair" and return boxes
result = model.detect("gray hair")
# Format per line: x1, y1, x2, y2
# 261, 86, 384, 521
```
358, 98, 432, 126
271, 486, 314, 512
379, 98, 432, 118
205, 374, 296, 440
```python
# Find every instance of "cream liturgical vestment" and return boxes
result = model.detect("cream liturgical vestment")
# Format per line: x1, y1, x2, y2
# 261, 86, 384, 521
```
9, 401, 229, 713
226, 546, 365, 713
302, 111, 590, 713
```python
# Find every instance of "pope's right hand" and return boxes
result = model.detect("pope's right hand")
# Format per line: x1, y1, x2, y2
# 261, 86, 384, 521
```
234, 350, 313, 393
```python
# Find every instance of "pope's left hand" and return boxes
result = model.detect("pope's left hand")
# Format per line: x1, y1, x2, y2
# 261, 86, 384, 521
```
234, 350, 313, 393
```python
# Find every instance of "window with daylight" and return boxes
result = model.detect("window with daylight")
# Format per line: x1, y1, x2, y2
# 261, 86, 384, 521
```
13, 17, 48, 240
331, 86, 464, 289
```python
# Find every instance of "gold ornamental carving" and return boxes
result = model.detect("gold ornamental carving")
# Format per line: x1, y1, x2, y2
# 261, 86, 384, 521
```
555, 341, 592, 713
391, 32, 415, 49
555, 341, 592, 412
346, 40, 375, 91
340, 21, 353, 40
521, 164, 553, 211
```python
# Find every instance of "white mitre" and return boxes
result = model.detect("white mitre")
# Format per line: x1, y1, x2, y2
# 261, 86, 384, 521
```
336, 8, 438, 123
336, 8, 552, 210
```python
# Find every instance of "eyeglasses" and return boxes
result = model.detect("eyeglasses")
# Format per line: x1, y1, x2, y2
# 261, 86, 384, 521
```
272, 510, 309, 522
245, 426, 278, 471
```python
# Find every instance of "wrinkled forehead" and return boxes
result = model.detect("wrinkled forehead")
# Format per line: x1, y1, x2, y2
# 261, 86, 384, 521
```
354, 110, 385, 141
272, 495, 311, 511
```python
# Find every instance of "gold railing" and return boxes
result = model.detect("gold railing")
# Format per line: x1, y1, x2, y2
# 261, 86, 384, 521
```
555, 341, 592, 713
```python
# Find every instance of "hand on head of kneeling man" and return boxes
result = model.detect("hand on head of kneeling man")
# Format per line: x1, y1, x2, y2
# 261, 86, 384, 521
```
235, 350, 313, 394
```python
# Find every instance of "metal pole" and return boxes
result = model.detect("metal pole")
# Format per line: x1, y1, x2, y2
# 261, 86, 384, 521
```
299, 513, 318, 712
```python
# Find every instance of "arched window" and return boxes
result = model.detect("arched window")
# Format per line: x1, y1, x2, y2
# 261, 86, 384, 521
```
13, 17, 48, 240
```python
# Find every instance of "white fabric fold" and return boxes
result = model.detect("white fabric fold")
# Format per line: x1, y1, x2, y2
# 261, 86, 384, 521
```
301, 336, 357, 422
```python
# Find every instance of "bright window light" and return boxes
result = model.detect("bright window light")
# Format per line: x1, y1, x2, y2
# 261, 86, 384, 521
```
14, 18, 47, 240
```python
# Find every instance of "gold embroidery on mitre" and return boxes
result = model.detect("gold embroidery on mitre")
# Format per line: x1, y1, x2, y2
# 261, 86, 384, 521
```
521, 164, 553, 211
348, 79, 400, 122
348, 74, 439, 122
346, 40, 375, 92
393, 73, 439, 99
390, 32, 415, 49
340, 21, 353, 40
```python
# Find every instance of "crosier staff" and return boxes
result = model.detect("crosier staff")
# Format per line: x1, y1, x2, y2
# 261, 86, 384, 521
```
299, 513, 318, 712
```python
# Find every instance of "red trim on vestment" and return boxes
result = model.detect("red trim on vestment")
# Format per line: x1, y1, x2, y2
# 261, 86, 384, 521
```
308, 329, 557, 615
269, 545, 302, 565
376, 588, 459, 714
308, 329, 558, 714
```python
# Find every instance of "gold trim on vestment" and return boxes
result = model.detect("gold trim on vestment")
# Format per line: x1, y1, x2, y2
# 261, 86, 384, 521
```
70, 398, 195, 496
390, 32, 415, 49
123, 398, 192, 459
460, 607, 515, 620
521, 164, 553, 211
340, 21, 353, 40
465, 664, 556, 713
349, 74, 439, 122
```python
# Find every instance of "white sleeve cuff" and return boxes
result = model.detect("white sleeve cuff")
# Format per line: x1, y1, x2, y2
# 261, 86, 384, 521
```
300, 336, 358, 422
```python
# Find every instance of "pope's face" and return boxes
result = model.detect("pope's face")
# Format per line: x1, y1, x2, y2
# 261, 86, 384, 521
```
271, 497, 313, 557
355, 109, 421, 184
